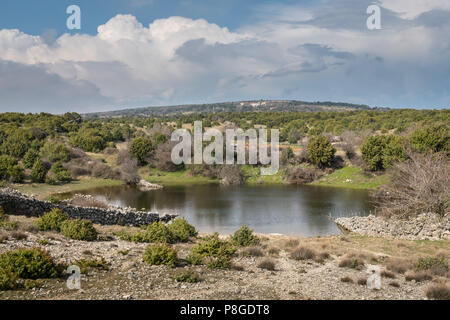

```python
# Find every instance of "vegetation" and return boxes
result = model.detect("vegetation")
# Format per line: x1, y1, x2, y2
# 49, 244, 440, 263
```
60, 219, 98, 241
36, 209, 68, 232
168, 218, 198, 242
0, 248, 62, 280
231, 225, 260, 247
307, 136, 336, 168
174, 270, 200, 283
143, 244, 178, 267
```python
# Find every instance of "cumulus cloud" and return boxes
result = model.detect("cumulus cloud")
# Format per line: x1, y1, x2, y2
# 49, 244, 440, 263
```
0, 1, 449, 112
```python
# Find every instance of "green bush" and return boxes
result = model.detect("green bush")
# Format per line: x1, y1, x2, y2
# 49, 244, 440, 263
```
40, 141, 70, 163
186, 252, 204, 266
191, 233, 236, 259
416, 257, 448, 272
0, 248, 61, 280
231, 225, 260, 247
31, 159, 47, 183
75, 257, 108, 274
168, 218, 198, 243
307, 136, 336, 168
144, 221, 174, 243
143, 244, 178, 267
205, 255, 231, 270
60, 219, 98, 241
48, 162, 72, 183
410, 125, 450, 155
130, 137, 153, 165
0, 155, 23, 182
0, 267, 17, 291
174, 270, 200, 283
36, 209, 68, 232
23, 149, 40, 169
361, 135, 408, 171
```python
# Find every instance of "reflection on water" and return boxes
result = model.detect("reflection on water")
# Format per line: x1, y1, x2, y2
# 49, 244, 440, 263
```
63, 184, 373, 236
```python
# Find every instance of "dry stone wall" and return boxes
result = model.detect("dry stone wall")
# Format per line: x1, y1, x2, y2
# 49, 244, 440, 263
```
0, 188, 176, 226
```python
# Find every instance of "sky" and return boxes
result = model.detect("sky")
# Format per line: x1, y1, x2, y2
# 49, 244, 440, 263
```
0, 0, 449, 113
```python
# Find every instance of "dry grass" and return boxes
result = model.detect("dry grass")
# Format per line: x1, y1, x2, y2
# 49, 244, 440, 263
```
290, 246, 317, 261
386, 258, 414, 274
267, 247, 280, 257
10, 231, 27, 240
258, 259, 276, 271
425, 283, 450, 300
389, 281, 400, 288
357, 277, 368, 286
405, 270, 433, 282
381, 270, 396, 279
69, 196, 109, 209
240, 247, 264, 257
338, 253, 365, 269
340, 276, 354, 283
283, 239, 299, 248
231, 263, 245, 271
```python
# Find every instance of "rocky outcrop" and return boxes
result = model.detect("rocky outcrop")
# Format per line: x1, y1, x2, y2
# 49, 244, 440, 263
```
335, 213, 450, 241
137, 180, 163, 191
0, 188, 176, 226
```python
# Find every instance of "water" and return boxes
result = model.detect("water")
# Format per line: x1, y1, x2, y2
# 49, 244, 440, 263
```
63, 184, 372, 237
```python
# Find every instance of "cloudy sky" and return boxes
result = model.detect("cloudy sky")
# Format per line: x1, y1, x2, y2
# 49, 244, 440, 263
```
0, 0, 449, 113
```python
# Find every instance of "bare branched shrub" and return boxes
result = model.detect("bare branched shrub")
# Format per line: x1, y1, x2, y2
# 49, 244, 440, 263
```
148, 141, 181, 172
121, 156, 141, 185
425, 283, 450, 300
287, 167, 323, 184
219, 165, 243, 186
374, 152, 449, 218
68, 195, 109, 209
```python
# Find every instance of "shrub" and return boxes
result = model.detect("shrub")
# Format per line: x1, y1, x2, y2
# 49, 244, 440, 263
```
241, 247, 264, 257
0, 248, 61, 279
0, 221, 18, 231
0, 155, 23, 182
49, 162, 72, 183
23, 149, 40, 169
60, 219, 98, 241
31, 159, 47, 183
375, 152, 449, 218
206, 255, 231, 270
75, 258, 108, 274
307, 136, 336, 168
416, 257, 448, 273
174, 270, 200, 283
10, 231, 27, 240
405, 270, 432, 282
144, 221, 174, 243
257, 259, 276, 271
37, 209, 68, 232
143, 244, 177, 267
231, 225, 260, 247
168, 218, 198, 243
380, 270, 396, 279
425, 283, 450, 300
340, 276, 354, 283
191, 233, 236, 259
386, 258, 414, 274
0, 267, 17, 291
410, 125, 450, 155
361, 135, 407, 171
186, 252, 204, 266
290, 246, 317, 261
357, 277, 368, 286
0, 206, 5, 221
40, 141, 70, 163
120, 156, 141, 185
338, 254, 365, 269
130, 137, 153, 165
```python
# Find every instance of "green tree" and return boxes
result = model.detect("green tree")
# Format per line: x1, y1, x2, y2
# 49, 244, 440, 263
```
40, 141, 70, 163
0, 155, 23, 182
130, 137, 153, 165
410, 125, 450, 155
361, 135, 408, 171
23, 149, 40, 169
307, 136, 336, 168
31, 159, 47, 183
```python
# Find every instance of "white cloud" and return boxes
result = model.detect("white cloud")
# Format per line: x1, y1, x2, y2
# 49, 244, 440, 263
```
0, 2, 449, 111
379, 0, 450, 19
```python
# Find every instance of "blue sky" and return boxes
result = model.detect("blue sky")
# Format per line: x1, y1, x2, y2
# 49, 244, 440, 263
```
0, 0, 449, 113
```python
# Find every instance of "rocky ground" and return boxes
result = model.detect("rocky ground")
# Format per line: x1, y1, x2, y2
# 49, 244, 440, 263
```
336, 213, 450, 241
0, 215, 449, 300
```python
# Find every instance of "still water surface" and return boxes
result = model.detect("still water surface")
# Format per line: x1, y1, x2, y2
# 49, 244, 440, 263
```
65, 184, 373, 236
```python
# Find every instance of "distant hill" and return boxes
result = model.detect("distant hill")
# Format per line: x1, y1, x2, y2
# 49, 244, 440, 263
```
84, 100, 378, 118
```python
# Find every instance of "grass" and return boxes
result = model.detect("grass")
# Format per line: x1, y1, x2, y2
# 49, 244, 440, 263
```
310, 166, 389, 190
14, 178, 122, 200
141, 168, 218, 186
240, 165, 286, 185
